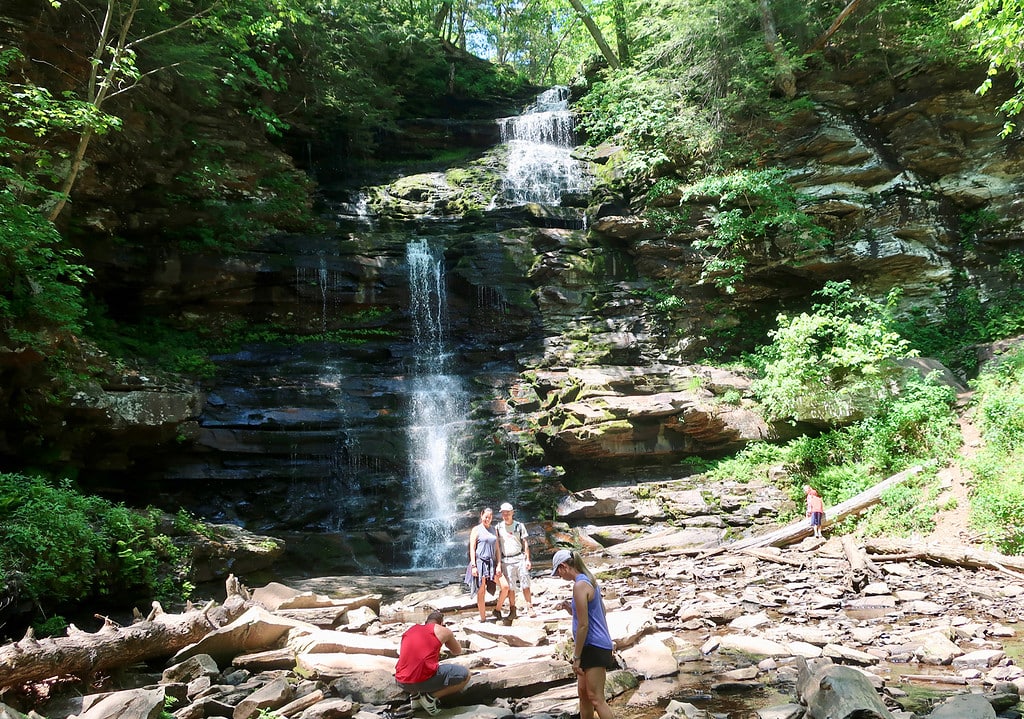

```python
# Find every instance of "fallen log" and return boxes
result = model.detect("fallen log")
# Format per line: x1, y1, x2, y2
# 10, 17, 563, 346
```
738, 547, 806, 567
727, 463, 928, 551
863, 538, 1024, 574
0, 576, 252, 691
901, 673, 967, 685
842, 535, 877, 591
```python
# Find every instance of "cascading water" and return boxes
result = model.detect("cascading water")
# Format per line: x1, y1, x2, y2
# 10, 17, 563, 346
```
406, 238, 466, 568
498, 86, 590, 205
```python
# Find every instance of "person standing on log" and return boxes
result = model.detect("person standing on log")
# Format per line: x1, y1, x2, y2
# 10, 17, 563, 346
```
805, 484, 826, 538
465, 507, 509, 621
495, 502, 535, 619
552, 549, 616, 719
395, 610, 469, 715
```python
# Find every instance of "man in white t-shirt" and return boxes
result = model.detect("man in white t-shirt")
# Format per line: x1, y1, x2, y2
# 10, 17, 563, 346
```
495, 502, 535, 618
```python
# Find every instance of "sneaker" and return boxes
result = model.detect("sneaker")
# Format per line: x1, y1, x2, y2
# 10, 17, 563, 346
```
508, 606, 517, 620
419, 693, 441, 716
409, 693, 422, 710
527, 606, 537, 618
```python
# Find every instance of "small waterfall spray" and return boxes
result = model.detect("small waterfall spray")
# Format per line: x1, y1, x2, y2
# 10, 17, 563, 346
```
406, 238, 465, 568
498, 86, 589, 205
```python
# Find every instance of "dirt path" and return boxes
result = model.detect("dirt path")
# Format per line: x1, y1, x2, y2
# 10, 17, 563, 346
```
925, 392, 979, 543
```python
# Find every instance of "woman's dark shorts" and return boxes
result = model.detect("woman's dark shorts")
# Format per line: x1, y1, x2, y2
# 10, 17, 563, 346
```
579, 644, 618, 670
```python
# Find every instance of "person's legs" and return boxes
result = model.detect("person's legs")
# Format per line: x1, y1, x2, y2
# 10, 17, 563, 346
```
432, 665, 470, 700
495, 573, 510, 618
503, 562, 520, 615
520, 565, 536, 618
476, 582, 488, 621
583, 666, 613, 719
576, 670, 594, 719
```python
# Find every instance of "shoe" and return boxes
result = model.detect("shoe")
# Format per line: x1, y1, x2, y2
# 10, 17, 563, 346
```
508, 606, 517, 620
409, 693, 422, 710
528, 606, 537, 617
419, 693, 441, 716
492, 608, 502, 621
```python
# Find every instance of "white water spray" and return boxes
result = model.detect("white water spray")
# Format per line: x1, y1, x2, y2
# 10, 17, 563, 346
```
498, 86, 589, 205
406, 238, 465, 568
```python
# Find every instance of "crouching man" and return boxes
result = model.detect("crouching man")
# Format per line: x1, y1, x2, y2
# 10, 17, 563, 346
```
395, 611, 470, 715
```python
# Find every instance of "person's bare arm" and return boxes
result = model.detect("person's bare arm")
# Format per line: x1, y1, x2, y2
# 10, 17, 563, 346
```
469, 527, 478, 575
435, 624, 463, 656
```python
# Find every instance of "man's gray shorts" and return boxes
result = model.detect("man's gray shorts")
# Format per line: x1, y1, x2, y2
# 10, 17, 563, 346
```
397, 663, 469, 694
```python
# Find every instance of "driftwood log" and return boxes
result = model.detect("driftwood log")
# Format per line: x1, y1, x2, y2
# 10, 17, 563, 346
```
841, 535, 878, 591
863, 538, 1024, 574
0, 576, 252, 691
727, 463, 928, 551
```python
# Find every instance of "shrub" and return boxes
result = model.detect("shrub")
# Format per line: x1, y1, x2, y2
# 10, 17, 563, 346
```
0, 473, 190, 609
755, 281, 914, 423
968, 345, 1024, 553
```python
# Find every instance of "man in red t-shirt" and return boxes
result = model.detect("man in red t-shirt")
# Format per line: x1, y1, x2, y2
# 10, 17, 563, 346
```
395, 611, 469, 715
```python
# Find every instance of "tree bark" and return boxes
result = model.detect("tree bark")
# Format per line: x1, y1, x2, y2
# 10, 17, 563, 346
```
758, 0, 796, 98
566, 0, 620, 70
611, 0, 630, 67
727, 464, 927, 551
0, 577, 250, 691
806, 0, 866, 55
841, 534, 875, 591
863, 538, 1024, 573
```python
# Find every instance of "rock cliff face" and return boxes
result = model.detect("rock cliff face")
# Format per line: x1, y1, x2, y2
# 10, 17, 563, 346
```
2, 22, 1022, 570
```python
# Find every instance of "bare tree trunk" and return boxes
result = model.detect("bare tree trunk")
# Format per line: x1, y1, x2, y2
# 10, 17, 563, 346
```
864, 538, 1024, 573
47, 0, 214, 222
758, 0, 796, 98
566, 0, 620, 70
0, 577, 251, 691
807, 0, 866, 55
432, 1, 452, 36
611, 0, 630, 67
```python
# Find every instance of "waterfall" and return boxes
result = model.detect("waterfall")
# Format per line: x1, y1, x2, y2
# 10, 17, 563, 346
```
498, 86, 589, 205
406, 238, 465, 568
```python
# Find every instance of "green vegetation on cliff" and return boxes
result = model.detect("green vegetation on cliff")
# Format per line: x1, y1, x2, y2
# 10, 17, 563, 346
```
0, 473, 191, 627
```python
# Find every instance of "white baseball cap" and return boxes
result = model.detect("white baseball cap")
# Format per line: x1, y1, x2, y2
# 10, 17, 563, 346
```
499, 502, 513, 512
550, 548, 572, 575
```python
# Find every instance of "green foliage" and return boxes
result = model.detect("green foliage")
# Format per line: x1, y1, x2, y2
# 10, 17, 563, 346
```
954, 0, 1024, 134
85, 306, 218, 379
972, 351, 1024, 454
893, 285, 1024, 375
0, 473, 191, 608
860, 477, 939, 537
576, 70, 724, 181
679, 168, 830, 292
755, 281, 914, 422
0, 191, 90, 344
967, 348, 1024, 552
32, 614, 69, 638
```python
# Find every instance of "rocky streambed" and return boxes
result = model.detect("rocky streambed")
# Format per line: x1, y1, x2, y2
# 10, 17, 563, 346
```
8, 525, 1024, 719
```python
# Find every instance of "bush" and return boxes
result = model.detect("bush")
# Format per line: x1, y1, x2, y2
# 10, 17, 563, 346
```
755, 281, 914, 423
0, 473, 190, 610
968, 346, 1024, 553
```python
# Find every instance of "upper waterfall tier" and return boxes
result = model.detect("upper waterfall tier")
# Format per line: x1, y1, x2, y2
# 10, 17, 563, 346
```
497, 86, 590, 206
